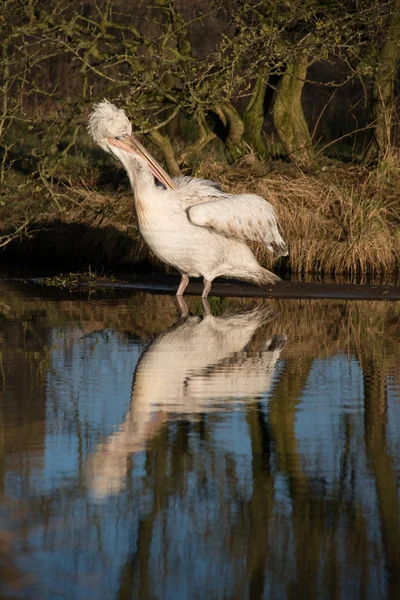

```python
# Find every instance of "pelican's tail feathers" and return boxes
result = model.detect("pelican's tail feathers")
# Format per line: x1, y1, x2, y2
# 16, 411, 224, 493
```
225, 266, 280, 287
248, 266, 280, 287
241, 267, 280, 286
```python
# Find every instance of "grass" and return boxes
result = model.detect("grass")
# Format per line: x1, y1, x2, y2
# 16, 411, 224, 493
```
197, 153, 400, 280
1, 149, 399, 279
35, 269, 119, 290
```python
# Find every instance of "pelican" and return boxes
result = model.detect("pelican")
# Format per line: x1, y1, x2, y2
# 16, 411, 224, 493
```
88, 101, 288, 297
85, 301, 286, 498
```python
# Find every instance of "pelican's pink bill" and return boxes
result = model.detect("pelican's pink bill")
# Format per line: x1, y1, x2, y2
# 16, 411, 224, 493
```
108, 136, 175, 190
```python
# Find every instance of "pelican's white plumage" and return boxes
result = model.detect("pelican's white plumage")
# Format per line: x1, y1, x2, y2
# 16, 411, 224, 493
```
88, 101, 288, 297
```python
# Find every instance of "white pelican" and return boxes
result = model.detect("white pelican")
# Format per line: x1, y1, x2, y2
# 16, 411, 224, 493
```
85, 301, 286, 498
88, 101, 288, 297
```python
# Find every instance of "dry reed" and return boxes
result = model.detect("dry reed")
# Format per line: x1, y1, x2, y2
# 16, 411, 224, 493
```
197, 155, 400, 279
1, 155, 399, 278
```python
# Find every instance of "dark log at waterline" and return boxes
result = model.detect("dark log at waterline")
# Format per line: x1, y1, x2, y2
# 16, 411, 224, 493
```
29, 276, 400, 301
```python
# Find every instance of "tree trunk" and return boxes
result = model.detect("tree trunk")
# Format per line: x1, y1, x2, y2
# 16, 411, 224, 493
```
364, 0, 400, 164
220, 102, 246, 160
147, 130, 181, 176
177, 109, 216, 165
243, 75, 269, 158
273, 52, 314, 166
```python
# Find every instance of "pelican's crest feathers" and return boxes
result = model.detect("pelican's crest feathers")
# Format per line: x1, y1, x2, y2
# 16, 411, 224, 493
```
88, 100, 132, 150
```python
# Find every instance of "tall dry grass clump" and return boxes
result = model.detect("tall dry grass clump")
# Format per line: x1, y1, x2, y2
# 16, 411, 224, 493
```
197, 156, 400, 279
1, 154, 399, 279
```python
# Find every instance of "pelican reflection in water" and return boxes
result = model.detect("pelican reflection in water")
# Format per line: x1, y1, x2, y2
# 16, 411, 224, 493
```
86, 300, 286, 498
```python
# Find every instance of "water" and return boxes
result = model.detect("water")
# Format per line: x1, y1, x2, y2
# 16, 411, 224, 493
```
1, 281, 400, 600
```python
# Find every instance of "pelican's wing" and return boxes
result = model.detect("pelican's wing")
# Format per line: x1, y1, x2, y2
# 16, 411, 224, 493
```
173, 175, 224, 193
172, 176, 228, 208
187, 193, 288, 253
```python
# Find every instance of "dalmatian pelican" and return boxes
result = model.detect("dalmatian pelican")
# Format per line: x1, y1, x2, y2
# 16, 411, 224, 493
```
88, 101, 288, 297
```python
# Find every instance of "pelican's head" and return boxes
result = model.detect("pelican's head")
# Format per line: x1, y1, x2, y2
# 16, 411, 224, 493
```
88, 100, 174, 189
88, 100, 132, 152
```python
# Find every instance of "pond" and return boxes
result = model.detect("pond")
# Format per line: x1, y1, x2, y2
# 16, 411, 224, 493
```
1, 281, 400, 599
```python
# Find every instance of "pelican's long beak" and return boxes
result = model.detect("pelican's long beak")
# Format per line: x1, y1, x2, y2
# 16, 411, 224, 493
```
108, 135, 175, 190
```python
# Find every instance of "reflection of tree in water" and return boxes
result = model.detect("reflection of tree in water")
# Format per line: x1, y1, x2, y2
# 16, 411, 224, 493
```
1, 283, 400, 598
0, 294, 51, 596
111, 301, 400, 599
362, 354, 400, 598
0, 298, 49, 487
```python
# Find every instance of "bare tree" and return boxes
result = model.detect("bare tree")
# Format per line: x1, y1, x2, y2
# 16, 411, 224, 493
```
364, 0, 400, 163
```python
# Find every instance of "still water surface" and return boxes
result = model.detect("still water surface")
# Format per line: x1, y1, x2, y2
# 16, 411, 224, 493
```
1, 282, 400, 599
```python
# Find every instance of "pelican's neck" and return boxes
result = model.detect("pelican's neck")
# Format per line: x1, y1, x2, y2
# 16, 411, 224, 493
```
123, 156, 156, 198
112, 147, 156, 199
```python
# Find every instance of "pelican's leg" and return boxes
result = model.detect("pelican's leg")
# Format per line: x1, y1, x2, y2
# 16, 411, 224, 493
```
202, 278, 212, 298
176, 274, 189, 296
